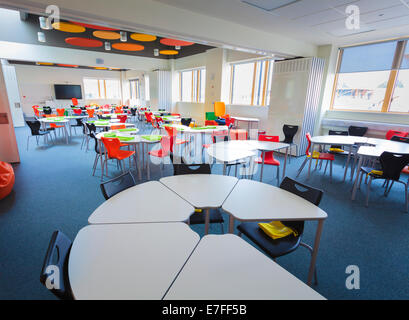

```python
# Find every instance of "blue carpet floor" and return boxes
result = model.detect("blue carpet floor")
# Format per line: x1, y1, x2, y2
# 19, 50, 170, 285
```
1, 123, 409, 300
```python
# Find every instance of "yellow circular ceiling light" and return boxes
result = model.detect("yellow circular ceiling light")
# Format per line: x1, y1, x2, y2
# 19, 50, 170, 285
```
94, 67, 108, 70
160, 50, 179, 55
130, 33, 157, 42
92, 30, 121, 40
52, 22, 86, 33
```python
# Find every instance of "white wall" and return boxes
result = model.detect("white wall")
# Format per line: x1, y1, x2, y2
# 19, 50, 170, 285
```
13, 64, 122, 115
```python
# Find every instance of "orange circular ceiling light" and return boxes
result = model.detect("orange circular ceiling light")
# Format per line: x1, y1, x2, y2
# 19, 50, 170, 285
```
57, 64, 79, 68
94, 67, 108, 70
52, 22, 86, 33
160, 38, 194, 46
92, 30, 121, 40
70, 21, 118, 31
65, 37, 103, 47
112, 43, 144, 51
160, 50, 179, 55
36, 62, 54, 66
130, 33, 157, 42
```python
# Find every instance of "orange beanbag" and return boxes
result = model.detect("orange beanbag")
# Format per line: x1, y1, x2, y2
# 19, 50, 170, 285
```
0, 161, 14, 200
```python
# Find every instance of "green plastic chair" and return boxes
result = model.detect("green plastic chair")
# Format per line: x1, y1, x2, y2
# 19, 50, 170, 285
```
206, 112, 217, 121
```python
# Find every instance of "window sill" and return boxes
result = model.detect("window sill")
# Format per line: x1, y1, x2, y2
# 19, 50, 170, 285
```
227, 104, 267, 108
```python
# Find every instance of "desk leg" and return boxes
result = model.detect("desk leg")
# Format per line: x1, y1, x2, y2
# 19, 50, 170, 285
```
282, 146, 289, 180
99, 140, 104, 181
260, 151, 265, 182
137, 144, 142, 180
223, 162, 227, 176
204, 209, 210, 235
343, 146, 353, 182
307, 219, 324, 286
351, 155, 363, 201
228, 215, 235, 234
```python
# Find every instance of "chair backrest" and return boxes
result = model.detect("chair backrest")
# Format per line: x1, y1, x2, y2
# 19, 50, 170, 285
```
206, 112, 217, 121
101, 137, 121, 159
130, 108, 137, 116
160, 135, 173, 153
111, 124, 126, 130
279, 177, 324, 234
75, 118, 83, 126
230, 129, 248, 141
214, 101, 226, 117
100, 171, 136, 200
165, 125, 177, 137
386, 130, 408, 140
56, 108, 65, 116
170, 153, 211, 176
73, 108, 82, 115
86, 122, 96, 133
71, 97, 78, 106
145, 112, 153, 123
89, 131, 101, 154
329, 130, 348, 136
391, 136, 409, 144
181, 118, 192, 127
43, 107, 52, 115
259, 135, 279, 159
282, 125, 299, 144
117, 115, 127, 123
86, 109, 95, 118
379, 152, 409, 181
40, 230, 73, 300
26, 120, 41, 135
348, 126, 368, 137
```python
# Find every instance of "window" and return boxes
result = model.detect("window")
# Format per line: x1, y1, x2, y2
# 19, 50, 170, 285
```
179, 68, 206, 103
130, 79, 140, 100
83, 78, 121, 99
331, 39, 409, 113
230, 59, 273, 106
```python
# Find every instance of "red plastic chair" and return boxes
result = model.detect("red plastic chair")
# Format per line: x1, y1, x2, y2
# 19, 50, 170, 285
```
115, 106, 123, 114
111, 125, 126, 130
202, 130, 228, 149
145, 112, 153, 124
296, 133, 334, 181
254, 135, 280, 184
229, 129, 248, 141
71, 98, 78, 106
56, 108, 65, 116
100, 137, 135, 176
73, 109, 82, 115
148, 136, 173, 177
164, 126, 189, 150
386, 130, 408, 140
117, 115, 127, 123
86, 109, 95, 118
205, 120, 218, 126
0, 161, 15, 200
32, 106, 40, 118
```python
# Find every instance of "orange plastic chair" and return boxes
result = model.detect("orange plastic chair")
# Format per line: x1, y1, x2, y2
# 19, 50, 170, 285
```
33, 106, 40, 118
214, 101, 226, 117
72, 98, 78, 106
56, 108, 65, 116
100, 137, 135, 175
86, 109, 95, 118
115, 106, 123, 114
0, 161, 15, 200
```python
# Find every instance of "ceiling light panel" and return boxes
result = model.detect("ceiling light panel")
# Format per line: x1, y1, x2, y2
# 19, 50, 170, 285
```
241, 0, 301, 11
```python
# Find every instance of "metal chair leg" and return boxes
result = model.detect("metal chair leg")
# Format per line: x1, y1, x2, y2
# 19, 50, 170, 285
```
366, 176, 373, 207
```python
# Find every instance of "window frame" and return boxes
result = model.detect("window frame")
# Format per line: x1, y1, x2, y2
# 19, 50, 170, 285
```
83, 77, 121, 100
330, 39, 409, 114
129, 78, 140, 100
229, 59, 273, 107
178, 67, 206, 103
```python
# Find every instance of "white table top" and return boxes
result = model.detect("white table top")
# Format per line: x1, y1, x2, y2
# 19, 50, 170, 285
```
310, 135, 369, 146
88, 181, 195, 224
69, 223, 200, 300
160, 174, 239, 208
358, 143, 409, 157
96, 132, 162, 145
165, 124, 229, 134
222, 179, 327, 222
232, 116, 260, 122
164, 234, 325, 300
38, 118, 69, 123
207, 144, 256, 163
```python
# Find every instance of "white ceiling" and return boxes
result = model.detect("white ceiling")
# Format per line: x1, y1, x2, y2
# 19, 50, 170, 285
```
154, 0, 409, 46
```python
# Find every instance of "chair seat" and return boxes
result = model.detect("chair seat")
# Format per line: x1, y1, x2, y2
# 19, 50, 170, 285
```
308, 153, 335, 161
38, 130, 50, 135
255, 157, 280, 166
189, 209, 224, 225
237, 222, 301, 259
360, 166, 383, 178
50, 124, 64, 128
148, 149, 169, 158
110, 150, 135, 161
403, 166, 409, 175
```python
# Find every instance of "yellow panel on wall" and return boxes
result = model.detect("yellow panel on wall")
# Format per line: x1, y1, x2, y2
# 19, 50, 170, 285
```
130, 33, 157, 42
92, 30, 121, 40
52, 22, 86, 33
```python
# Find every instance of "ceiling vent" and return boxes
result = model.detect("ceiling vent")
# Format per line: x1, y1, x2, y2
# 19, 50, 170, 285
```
241, 0, 301, 12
